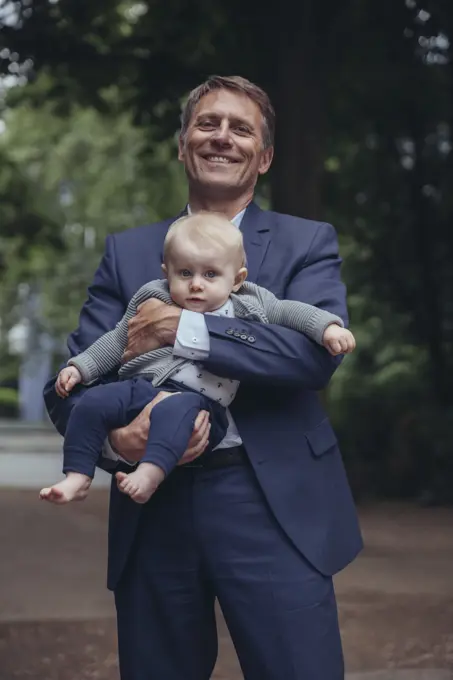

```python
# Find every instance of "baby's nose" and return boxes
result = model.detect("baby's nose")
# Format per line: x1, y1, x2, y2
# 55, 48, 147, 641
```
190, 276, 204, 290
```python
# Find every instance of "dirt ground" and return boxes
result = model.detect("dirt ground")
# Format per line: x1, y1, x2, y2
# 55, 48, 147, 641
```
1, 491, 452, 679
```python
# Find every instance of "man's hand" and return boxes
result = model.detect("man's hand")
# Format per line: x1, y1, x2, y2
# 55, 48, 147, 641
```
108, 391, 210, 465
177, 409, 211, 465
122, 299, 182, 364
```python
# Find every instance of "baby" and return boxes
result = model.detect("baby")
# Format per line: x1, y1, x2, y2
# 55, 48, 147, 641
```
40, 213, 355, 506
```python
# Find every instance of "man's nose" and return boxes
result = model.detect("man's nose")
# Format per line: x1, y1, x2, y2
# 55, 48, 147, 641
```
212, 122, 232, 146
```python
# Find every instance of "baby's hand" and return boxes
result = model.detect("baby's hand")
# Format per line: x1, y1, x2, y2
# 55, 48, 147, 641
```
322, 324, 356, 356
55, 366, 82, 398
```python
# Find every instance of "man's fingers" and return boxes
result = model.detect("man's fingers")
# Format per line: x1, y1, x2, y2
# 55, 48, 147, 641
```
180, 425, 211, 464
147, 391, 176, 411
139, 391, 177, 422
121, 351, 131, 365
193, 410, 209, 433
178, 412, 211, 465
187, 422, 211, 457
136, 298, 161, 314
194, 421, 210, 451
190, 412, 210, 448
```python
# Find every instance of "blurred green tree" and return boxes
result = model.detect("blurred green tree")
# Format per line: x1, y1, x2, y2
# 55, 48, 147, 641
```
0, 97, 186, 340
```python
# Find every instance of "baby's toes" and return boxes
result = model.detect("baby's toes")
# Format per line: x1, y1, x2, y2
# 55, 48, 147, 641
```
127, 481, 140, 495
118, 479, 132, 495
119, 478, 131, 491
132, 489, 150, 504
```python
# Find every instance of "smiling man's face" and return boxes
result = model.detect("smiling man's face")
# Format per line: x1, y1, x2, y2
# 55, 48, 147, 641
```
178, 89, 273, 200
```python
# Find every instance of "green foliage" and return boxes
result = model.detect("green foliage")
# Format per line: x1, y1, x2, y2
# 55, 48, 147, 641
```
0, 95, 187, 340
0, 387, 19, 407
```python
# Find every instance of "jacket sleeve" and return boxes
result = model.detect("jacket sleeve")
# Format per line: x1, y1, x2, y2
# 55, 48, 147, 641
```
203, 223, 348, 391
43, 234, 128, 472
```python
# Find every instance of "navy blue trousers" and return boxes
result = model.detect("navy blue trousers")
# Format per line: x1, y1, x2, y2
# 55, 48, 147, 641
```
114, 463, 344, 680
63, 377, 228, 478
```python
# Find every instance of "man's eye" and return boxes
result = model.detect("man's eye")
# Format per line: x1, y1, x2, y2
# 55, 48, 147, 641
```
181, 269, 191, 277
205, 271, 216, 279
235, 125, 250, 135
198, 120, 215, 129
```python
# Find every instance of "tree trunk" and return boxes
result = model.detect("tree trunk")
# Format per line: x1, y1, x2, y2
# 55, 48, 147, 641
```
411, 131, 449, 405
270, 4, 327, 219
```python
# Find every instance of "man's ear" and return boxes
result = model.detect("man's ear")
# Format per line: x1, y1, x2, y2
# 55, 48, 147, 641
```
232, 267, 248, 292
161, 263, 168, 277
177, 135, 185, 162
258, 146, 274, 175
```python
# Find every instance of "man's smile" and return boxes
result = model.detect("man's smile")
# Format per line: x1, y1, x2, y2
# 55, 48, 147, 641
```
201, 155, 239, 164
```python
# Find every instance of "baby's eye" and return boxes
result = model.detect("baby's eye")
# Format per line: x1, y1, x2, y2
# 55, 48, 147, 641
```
180, 269, 191, 277
204, 271, 217, 279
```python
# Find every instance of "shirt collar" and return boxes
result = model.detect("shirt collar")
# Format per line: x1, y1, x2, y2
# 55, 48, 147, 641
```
211, 298, 234, 316
186, 205, 247, 229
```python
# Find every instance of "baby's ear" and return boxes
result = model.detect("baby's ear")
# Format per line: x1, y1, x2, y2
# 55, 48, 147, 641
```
161, 263, 168, 277
232, 267, 248, 292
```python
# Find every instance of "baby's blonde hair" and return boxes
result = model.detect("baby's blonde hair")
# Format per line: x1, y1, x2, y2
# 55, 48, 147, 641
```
163, 213, 246, 268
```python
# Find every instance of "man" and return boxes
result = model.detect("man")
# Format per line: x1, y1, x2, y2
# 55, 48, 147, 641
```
44, 75, 362, 679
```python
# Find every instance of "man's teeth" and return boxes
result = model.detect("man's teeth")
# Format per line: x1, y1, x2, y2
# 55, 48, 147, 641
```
205, 156, 233, 163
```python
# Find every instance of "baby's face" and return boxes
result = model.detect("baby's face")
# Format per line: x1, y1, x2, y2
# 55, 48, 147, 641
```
165, 242, 244, 313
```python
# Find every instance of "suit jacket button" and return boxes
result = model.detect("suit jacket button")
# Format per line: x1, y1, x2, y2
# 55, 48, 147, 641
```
226, 329, 234, 335
248, 336, 256, 343
240, 334, 247, 340
234, 331, 241, 337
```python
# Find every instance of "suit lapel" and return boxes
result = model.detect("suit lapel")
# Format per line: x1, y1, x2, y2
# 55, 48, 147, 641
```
240, 202, 271, 284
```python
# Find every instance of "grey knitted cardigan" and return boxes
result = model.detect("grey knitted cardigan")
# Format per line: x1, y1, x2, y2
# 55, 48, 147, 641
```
69, 279, 343, 386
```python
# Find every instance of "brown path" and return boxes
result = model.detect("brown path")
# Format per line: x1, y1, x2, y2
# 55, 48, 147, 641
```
1, 491, 452, 678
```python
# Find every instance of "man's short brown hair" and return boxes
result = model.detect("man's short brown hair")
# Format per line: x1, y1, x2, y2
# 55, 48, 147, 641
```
180, 75, 275, 149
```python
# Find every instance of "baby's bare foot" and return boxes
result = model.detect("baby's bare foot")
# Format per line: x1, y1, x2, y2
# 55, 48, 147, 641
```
39, 473, 92, 504
115, 463, 165, 504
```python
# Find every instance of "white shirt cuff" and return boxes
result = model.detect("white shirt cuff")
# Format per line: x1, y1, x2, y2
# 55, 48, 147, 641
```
173, 309, 210, 360
102, 438, 136, 466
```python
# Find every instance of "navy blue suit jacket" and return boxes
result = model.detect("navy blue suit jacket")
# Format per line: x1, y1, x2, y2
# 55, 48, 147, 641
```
44, 202, 362, 589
